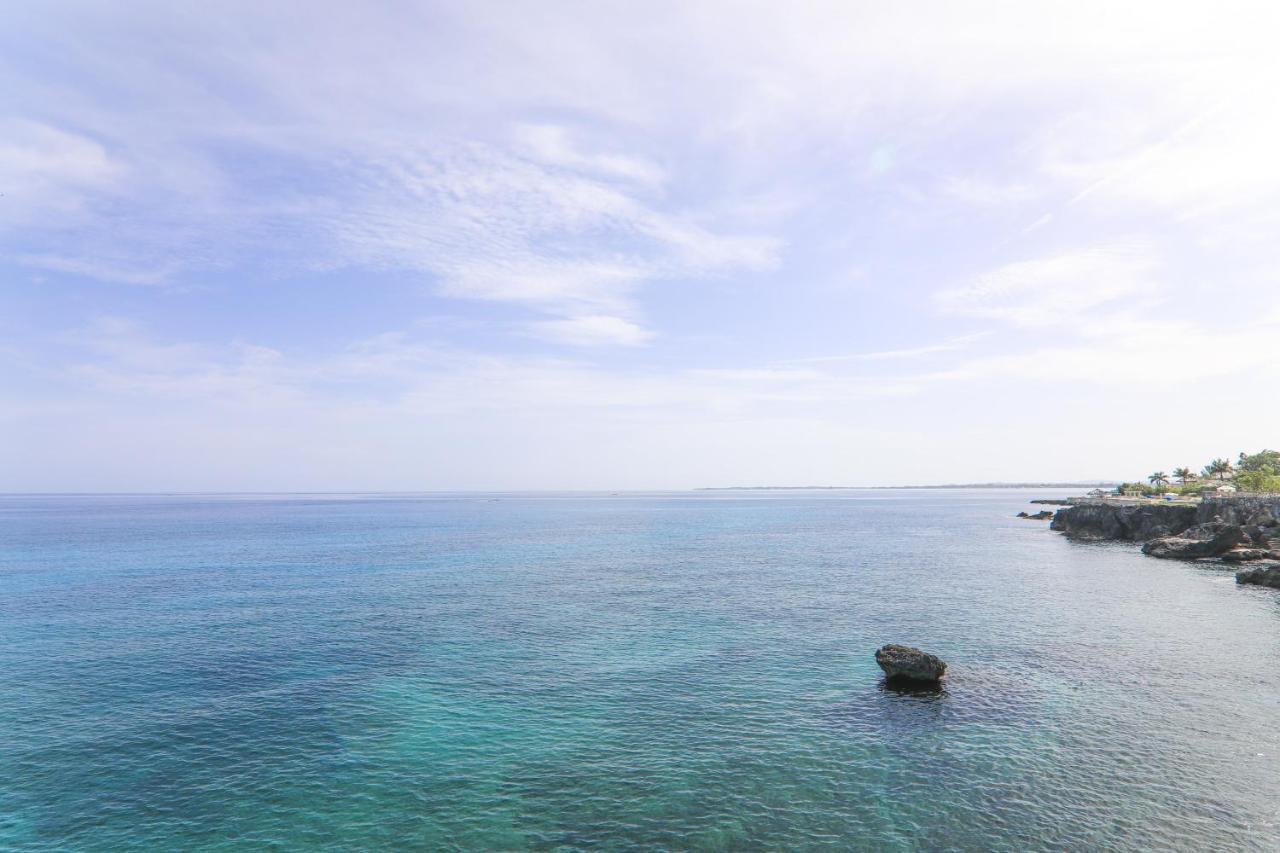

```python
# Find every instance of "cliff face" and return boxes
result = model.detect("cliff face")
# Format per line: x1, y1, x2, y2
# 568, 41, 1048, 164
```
1050, 497, 1280, 541
1050, 502, 1197, 540
1197, 496, 1280, 526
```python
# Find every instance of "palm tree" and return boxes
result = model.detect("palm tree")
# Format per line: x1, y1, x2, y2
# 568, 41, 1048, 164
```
1173, 467, 1193, 486
1204, 458, 1234, 481
1148, 471, 1169, 489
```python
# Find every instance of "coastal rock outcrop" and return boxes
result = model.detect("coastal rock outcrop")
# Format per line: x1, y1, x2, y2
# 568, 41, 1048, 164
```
875, 644, 947, 683
1142, 521, 1245, 560
1236, 563, 1280, 589
1051, 496, 1280, 588
1193, 498, 1280, 528
1050, 502, 1197, 541
1245, 521, 1280, 550
1051, 497, 1280, 541
1017, 510, 1054, 520
1222, 548, 1273, 563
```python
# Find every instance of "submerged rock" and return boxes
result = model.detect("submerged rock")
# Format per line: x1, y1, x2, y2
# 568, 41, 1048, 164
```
1236, 562, 1280, 589
875, 644, 947, 683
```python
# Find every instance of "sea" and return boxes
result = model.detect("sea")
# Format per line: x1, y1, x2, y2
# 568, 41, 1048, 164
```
2, 490, 1278, 851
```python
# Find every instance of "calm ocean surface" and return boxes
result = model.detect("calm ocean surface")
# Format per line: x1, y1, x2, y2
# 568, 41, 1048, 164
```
2, 490, 1279, 851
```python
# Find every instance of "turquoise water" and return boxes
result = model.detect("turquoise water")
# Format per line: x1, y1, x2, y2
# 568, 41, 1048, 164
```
2, 490, 1279, 851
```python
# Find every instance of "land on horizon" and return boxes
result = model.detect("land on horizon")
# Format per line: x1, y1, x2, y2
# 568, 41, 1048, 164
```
698, 482, 1121, 491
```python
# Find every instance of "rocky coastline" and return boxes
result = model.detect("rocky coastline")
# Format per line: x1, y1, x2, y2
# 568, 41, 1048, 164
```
1049, 497, 1280, 589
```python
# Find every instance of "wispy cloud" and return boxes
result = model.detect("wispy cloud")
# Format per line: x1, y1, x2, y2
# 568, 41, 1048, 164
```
7, 2, 1280, 488
936, 245, 1159, 328
529, 315, 654, 347
515, 123, 666, 186
0, 120, 123, 226
781, 333, 990, 365
271, 137, 774, 343
20, 254, 175, 286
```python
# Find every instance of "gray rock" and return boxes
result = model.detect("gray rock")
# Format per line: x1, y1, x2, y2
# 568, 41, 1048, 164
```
1142, 524, 1244, 560
1201, 496, 1280, 527
1178, 520, 1232, 541
1222, 548, 1272, 563
875, 644, 947, 683
1050, 503, 1197, 541
1236, 562, 1280, 589
1051, 496, 1280, 544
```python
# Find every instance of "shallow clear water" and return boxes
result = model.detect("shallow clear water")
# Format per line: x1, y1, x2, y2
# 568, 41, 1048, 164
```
2, 490, 1279, 851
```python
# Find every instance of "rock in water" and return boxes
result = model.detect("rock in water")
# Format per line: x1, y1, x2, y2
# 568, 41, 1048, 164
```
1050, 502, 1197, 541
1222, 548, 1272, 563
1236, 563, 1280, 589
875, 644, 947, 683
1141, 523, 1245, 560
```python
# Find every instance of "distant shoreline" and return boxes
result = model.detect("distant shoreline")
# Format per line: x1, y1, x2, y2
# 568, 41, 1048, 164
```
697, 482, 1119, 491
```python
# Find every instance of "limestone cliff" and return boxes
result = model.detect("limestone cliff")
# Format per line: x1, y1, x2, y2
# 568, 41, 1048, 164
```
1049, 501, 1197, 541
1049, 497, 1280, 542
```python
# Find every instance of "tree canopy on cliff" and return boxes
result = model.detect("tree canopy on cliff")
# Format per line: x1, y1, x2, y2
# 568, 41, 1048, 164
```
1234, 450, 1280, 492
1138, 451, 1280, 495
1204, 458, 1235, 481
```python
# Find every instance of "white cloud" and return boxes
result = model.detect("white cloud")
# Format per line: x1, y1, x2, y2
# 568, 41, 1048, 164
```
926, 317, 1280, 388
783, 333, 990, 364
936, 245, 1160, 328
515, 123, 666, 186
0, 120, 122, 225
440, 257, 645, 314
20, 254, 174, 286
315, 141, 775, 343
941, 177, 1039, 207
530, 315, 654, 347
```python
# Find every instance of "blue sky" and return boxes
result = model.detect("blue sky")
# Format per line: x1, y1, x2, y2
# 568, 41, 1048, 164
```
4, 1, 1280, 490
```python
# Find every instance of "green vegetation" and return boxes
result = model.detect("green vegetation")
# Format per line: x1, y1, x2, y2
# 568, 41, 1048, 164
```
1203, 458, 1234, 481
1129, 449, 1280, 496
1234, 450, 1280, 493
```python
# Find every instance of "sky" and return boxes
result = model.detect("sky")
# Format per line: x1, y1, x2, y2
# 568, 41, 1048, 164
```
3, 0, 1280, 491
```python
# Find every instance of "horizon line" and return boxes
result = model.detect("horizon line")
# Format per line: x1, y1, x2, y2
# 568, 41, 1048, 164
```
0, 482, 1120, 497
